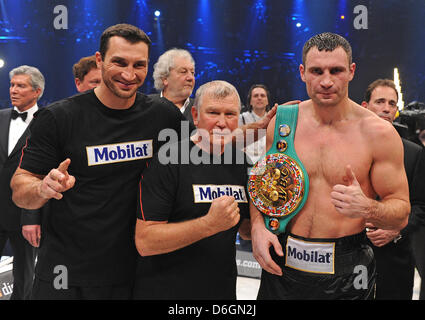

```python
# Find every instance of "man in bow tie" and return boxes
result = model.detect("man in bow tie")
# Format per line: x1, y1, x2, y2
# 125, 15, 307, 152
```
0, 65, 44, 299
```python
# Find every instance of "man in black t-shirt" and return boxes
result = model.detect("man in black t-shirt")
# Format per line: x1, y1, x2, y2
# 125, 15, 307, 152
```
10, 25, 276, 300
134, 81, 251, 299
10, 24, 187, 299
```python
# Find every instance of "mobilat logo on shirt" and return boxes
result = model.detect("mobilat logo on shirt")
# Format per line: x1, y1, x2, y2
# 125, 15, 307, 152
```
86, 140, 153, 166
193, 184, 248, 203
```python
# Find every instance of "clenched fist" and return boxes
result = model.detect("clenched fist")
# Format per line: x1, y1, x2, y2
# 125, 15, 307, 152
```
204, 196, 240, 234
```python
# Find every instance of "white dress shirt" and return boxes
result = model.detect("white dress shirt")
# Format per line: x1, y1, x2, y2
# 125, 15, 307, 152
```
160, 91, 191, 114
8, 104, 38, 156
239, 110, 267, 164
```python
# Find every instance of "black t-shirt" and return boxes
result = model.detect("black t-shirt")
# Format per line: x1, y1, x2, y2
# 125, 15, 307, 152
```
20, 90, 187, 286
134, 139, 250, 299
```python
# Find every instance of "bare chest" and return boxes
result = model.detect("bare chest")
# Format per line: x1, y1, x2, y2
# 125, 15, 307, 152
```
294, 123, 372, 187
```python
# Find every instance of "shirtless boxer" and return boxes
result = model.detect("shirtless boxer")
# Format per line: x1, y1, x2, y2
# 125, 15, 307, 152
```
250, 32, 410, 299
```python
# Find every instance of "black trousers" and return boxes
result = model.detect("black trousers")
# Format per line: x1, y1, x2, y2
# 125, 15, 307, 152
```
258, 232, 376, 300
411, 226, 425, 300
371, 238, 415, 300
0, 229, 37, 300
31, 277, 133, 300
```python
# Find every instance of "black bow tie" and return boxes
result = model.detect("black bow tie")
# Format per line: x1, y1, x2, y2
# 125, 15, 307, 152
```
11, 110, 28, 121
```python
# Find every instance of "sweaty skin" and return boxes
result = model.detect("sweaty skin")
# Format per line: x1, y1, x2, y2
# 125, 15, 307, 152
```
250, 47, 410, 276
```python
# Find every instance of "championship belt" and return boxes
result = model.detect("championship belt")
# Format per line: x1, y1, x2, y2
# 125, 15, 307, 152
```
248, 104, 309, 234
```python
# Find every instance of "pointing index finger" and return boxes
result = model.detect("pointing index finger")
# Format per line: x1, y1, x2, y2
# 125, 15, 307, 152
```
57, 159, 71, 180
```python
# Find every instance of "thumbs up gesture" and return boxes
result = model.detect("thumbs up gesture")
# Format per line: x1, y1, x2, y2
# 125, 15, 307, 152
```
330, 165, 372, 219
39, 158, 76, 200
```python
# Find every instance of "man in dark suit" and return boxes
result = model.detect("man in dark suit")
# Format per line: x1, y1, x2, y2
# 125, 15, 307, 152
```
362, 78, 425, 299
0, 65, 44, 299
150, 48, 195, 124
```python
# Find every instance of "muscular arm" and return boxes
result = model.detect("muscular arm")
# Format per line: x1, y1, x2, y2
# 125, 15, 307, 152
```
135, 219, 214, 256
245, 112, 285, 275
11, 159, 75, 210
332, 121, 410, 230
135, 196, 240, 256
250, 198, 283, 276
367, 123, 410, 229
11, 168, 48, 209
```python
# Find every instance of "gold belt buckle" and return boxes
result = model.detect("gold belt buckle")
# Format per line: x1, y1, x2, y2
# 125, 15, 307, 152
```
248, 153, 306, 220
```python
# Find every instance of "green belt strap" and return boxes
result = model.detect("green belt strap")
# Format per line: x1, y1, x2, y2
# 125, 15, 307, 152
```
262, 104, 309, 234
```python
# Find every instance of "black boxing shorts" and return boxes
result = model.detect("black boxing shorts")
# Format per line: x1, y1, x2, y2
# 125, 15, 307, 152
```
257, 231, 376, 300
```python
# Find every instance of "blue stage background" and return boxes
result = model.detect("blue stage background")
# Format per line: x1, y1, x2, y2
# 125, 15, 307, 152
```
0, 0, 424, 109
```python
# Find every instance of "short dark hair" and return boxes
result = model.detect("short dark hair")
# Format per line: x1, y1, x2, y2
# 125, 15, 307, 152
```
246, 84, 271, 112
72, 55, 98, 81
302, 32, 352, 66
99, 23, 152, 60
364, 79, 399, 103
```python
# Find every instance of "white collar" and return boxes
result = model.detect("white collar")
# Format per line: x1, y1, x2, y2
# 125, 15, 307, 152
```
160, 91, 191, 113
13, 103, 39, 123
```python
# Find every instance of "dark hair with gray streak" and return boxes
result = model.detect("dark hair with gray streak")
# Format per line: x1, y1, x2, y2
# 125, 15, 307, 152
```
9, 65, 45, 100
302, 32, 352, 66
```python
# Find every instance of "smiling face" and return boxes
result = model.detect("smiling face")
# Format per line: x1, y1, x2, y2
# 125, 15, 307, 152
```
9, 74, 41, 112
299, 46, 355, 107
96, 36, 148, 100
362, 86, 398, 123
192, 91, 240, 154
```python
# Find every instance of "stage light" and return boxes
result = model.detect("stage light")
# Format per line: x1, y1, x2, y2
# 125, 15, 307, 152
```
340, 15, 345, 19
394, 68, 405, 110
0, 59, 4, 68
154, 10, 161, 17
296, 22, 301, 28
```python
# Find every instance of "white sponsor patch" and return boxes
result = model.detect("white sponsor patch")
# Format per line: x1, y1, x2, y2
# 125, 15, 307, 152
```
285, 236, 335, 274
193, 184, 248, 203
86, 140, 153, 166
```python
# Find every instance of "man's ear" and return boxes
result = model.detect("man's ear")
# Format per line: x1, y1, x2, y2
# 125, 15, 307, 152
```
95, 51, 102, 68
361, 101, 368, 109
162, 77, 168, 88
348, 62, 356, 81
34, 87, 42, 100
191, 106, 198, 126
299, 64, 306, 82
75, 78, 81, 92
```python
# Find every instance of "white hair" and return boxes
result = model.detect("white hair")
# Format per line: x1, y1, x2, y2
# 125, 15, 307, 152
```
193, 80, 241, 112
9, 65, 45, 100
152, 48, 195, 91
